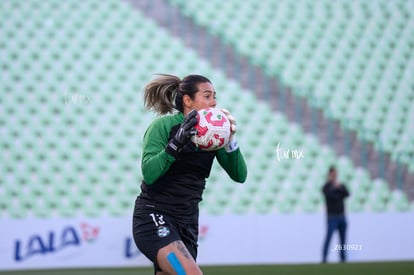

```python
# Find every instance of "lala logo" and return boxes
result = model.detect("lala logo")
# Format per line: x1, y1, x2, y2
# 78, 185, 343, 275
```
14, 222, 100, 262
80, 222, 100, 243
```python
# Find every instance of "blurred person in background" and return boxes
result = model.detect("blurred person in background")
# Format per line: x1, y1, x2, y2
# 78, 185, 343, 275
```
321, 165, 350, 263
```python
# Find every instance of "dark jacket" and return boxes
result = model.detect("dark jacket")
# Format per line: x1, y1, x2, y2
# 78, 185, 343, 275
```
322, 182, 350, 215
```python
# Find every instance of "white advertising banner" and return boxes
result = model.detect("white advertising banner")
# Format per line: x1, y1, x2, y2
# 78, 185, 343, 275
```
1, 212, 413, 270
198, 212, 414, 264
0, 217, 151, 270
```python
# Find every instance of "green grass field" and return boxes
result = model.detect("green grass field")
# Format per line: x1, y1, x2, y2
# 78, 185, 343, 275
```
1, 262, 413, 275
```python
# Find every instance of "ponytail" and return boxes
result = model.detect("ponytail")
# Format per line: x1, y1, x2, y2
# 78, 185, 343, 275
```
144, 74, 181, 115
144, 74, 212, 115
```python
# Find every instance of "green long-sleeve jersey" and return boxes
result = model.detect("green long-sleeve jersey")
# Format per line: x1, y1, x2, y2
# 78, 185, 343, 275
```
137, 112, 247, 222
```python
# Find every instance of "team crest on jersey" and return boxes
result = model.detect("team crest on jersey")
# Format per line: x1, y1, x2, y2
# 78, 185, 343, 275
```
157, 226, 170, 238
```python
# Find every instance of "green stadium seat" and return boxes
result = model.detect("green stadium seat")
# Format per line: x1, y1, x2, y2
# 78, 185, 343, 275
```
337, 156, 355, 183
371, 178, 391, 202
389, 189, 411, 212
366, 192, 388, 213
1, 0, 411, 219
169, 0, 414, 170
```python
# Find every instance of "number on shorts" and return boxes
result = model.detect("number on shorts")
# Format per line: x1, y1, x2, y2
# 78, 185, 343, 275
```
149, 213, 165, 227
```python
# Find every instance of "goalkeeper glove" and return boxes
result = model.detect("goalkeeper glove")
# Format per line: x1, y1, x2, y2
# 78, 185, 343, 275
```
165, 109, 198, 158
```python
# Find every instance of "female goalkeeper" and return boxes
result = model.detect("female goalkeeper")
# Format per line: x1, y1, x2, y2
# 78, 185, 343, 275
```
132, 74, 247, 275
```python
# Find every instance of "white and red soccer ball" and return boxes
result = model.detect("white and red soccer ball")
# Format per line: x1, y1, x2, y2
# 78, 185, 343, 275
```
191, 108, 231, 151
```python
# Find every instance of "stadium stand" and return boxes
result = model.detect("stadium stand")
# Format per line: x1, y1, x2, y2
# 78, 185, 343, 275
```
168, 0, 414, 171
0, 0, 412, 219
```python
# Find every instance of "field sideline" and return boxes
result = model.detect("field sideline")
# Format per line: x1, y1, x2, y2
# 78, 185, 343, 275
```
1, 261, 413, 275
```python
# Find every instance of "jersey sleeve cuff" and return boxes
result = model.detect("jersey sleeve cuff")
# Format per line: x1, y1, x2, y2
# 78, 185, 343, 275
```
224, 137, 239, 153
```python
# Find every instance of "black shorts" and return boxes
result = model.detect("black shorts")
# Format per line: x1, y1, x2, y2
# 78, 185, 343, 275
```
132, 202, 199, 264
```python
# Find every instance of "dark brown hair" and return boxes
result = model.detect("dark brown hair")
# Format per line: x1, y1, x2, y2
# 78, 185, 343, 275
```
143, 74, 211, 114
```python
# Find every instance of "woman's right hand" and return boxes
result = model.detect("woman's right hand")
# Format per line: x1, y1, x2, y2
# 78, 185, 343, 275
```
165, 109, 198, 157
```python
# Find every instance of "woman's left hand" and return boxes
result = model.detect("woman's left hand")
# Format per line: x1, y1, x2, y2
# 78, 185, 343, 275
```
221, 108, 237, 137
221, 108, 239, 152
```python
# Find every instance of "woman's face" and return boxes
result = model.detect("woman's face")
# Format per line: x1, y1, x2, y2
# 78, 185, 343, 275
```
183, 82, 217, 115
